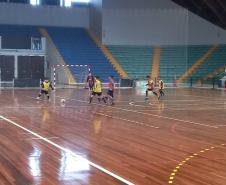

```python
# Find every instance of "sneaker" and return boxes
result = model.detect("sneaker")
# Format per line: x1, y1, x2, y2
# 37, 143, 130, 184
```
102, 97, 107, 104
89, 97, 92, 104
104, 96, 108, 102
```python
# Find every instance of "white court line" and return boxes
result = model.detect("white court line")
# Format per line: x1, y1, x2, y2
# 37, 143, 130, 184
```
19, 132, 42, 135
129, 101, 226, 107
53, 105, 159, 129
0, 105, 92, 109
182, 94, 226, 101
25, 136, 59, 140
0, 115, 135, 185
128, 102, 226, 111
165, 102, 226, 106
131, 101, 226, 106
56, 96, 218, 129
95, 112, 159, 129
134, 100, 203, 102
129, 102, 156, 108
164, 107, 226, 111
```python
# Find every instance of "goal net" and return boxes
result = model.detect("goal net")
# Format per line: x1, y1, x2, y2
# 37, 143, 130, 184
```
0, 68, 14, 89
52, 64, 90, 88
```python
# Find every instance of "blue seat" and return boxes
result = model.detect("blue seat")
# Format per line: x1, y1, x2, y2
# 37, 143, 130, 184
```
47, 27, 119, 82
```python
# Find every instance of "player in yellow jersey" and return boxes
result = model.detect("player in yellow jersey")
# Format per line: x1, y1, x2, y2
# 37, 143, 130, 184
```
37, 79, 54, 100
158, 79, 165, 98
89, 76, 106, 104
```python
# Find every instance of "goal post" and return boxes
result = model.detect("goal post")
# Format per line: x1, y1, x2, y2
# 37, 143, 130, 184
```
0, 68, 15, 89
52, 64, 91, 88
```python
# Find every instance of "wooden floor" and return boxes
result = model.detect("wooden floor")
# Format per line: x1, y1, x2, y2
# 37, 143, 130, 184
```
0, 88, 226, 185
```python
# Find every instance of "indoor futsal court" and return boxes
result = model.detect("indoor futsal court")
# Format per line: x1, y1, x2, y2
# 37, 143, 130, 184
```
0, 87, 225, 185
0, 0, 226, 185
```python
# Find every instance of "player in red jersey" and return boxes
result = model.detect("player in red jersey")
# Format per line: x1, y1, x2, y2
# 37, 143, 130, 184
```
145, 76, 159, 99
105, 75, 115, 105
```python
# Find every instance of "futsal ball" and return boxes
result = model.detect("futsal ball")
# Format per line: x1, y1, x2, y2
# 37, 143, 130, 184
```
61, 99, 66, 103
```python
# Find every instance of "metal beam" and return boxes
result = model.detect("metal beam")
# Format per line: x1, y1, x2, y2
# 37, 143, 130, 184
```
203, 0, 226, 28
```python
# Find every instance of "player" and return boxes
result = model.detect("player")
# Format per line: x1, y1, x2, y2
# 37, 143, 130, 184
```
89, 76, 106, 104
145, 76, 159, 99
37, 79, 54, 100
104, 75, 115, 105
86, 72, 95, 91
158, 79, 165, 98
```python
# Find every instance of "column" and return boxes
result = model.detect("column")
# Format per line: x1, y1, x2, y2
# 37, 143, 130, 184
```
14, 55, 18, 79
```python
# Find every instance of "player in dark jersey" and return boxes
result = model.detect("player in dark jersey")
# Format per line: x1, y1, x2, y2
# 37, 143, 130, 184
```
86, 72, 95, 90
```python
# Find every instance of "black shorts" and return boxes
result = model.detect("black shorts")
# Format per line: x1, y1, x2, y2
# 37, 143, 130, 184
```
41, 90, 49, 95
92, 92, 102, 96
147, 88, 154, 91
107, 90, 114, 98
89, 83, 94, 90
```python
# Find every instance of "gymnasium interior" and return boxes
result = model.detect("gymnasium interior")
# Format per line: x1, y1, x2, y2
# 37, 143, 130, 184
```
0, 0, 226, 185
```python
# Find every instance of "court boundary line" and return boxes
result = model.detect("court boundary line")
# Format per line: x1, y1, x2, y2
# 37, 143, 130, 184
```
24, 136, 59, 140
182, 94, 226, 101
129, 102, 226, 111
55, 96, 218, 129
168, 143, 226, 184
95, 112, 159, 129
0, 115, 135, 185
215, 125, 226, 127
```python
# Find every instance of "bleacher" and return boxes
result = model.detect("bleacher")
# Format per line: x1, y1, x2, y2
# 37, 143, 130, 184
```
47, 27, 119, 82
159, 46, 188, 83
159, 45, 222, 84
190, 45, 226, 82
107, 44, 226, 84
107, 46, 153, 80
184, 45, 210, 83
0, 24, 225, 86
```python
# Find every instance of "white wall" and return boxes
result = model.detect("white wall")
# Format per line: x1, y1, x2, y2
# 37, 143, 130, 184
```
103, 0, 181, 10
1, 1, 225, 45
102, 8, 188, 45
89, 0, 102, 40
101, 0, 226, 45
0, 3, 89, 28
188, 12, 226, 45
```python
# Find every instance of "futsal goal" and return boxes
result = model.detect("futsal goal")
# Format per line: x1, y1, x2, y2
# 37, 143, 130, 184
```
52, 64, 90, 88
0, 68, 15, 89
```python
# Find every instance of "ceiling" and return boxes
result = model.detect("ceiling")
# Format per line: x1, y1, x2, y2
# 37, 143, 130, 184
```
171, 0, 226, 30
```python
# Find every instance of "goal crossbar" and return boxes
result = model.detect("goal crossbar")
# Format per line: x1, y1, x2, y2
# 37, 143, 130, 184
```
53, 64, 91, 88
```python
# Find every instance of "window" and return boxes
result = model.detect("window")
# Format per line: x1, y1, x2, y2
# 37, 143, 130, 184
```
41, 0, 60, 6
30, 0, 39, 5
65, 0, 89, 7
10, 0, 29, 3
30, 0, 89, 6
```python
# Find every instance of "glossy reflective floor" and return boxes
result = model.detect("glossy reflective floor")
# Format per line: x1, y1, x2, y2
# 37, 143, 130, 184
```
0, 88, 226, 185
